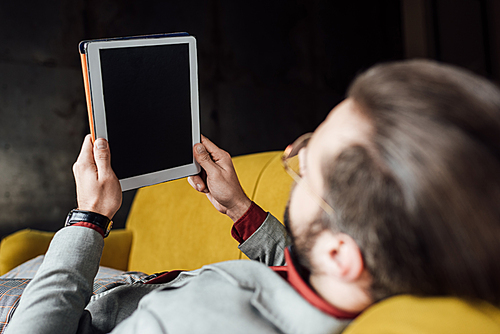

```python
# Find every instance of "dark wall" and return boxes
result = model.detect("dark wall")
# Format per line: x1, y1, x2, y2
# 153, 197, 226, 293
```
401, 0, 500, 83
81, 0, 403, 155
2, 0, 497, 239
0, 1, 87, 237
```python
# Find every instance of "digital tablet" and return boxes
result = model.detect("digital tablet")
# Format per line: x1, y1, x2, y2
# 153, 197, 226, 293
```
79, 33, 201, 191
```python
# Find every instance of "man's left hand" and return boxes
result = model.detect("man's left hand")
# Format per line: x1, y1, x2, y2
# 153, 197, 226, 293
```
188, 135, 251, 222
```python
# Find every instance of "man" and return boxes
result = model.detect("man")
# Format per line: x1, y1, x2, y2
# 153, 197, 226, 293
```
5, 59, 500, 333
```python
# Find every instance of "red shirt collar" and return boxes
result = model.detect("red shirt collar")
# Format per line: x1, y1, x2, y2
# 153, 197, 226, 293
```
271, 248, 359, 319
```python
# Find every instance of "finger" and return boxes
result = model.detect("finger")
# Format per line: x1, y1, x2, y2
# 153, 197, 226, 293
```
200, 135, 228, 162
188, 175, 208, 193
93, 138, 112, 175
193, 143, 219, 174
76, 135, 95, 166
198, 168, 209, 193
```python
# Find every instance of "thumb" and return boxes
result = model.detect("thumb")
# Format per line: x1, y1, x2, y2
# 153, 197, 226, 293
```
193, 143, 217, 173
93, 138, 112, 173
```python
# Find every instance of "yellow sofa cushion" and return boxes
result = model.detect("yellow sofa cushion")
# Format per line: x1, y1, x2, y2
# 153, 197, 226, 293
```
343, 295, 500, 333
125, 151, 293, 273
251, 150, 293, 222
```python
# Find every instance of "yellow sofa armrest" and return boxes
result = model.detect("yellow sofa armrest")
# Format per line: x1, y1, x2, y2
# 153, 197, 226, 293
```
343, 295, 500, 333
0, 229, 53, 275
0, 228, 134, 275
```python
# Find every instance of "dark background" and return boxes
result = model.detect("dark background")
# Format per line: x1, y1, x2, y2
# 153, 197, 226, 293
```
0, 0, 499, 239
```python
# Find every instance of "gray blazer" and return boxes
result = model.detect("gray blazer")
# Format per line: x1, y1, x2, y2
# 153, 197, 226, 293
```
5, 214, 351, 334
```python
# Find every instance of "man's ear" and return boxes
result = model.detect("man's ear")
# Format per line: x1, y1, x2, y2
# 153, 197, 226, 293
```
312, 231, 364, 282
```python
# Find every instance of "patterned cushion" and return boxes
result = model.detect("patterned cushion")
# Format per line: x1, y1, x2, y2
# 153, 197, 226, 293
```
0, 256, 149, 333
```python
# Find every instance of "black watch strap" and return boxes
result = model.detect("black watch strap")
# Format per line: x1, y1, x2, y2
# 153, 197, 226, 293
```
65, 209, 113, 237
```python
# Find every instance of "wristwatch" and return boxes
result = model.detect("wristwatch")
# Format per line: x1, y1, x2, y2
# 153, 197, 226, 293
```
65, 209, 113, 237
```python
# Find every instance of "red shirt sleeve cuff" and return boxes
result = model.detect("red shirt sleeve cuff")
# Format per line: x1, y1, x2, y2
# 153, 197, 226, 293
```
70, 222, 105, 238
231, 202, 268, 244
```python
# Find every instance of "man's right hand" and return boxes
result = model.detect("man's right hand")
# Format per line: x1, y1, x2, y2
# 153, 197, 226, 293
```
188, 135, 251, 222
72, 135, 122, 220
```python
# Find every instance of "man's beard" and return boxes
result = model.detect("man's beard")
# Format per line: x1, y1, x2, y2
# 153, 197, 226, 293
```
284, 203, 327, 282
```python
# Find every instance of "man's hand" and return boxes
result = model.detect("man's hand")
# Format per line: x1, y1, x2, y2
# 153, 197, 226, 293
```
72, 135, 122, 220
188, 135, 251, 222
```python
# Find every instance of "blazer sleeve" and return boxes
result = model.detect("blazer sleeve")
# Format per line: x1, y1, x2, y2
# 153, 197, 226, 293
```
5, 226, 104, 334
238, 213, 290, 266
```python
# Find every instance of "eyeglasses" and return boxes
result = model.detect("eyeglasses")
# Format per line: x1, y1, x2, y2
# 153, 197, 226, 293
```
281, 133, 335, 216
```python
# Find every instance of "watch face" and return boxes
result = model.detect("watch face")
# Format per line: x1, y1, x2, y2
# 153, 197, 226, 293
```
105, 220, 113, 237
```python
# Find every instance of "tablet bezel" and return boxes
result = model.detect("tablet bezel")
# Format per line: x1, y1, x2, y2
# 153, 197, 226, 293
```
85, 35, 201, 191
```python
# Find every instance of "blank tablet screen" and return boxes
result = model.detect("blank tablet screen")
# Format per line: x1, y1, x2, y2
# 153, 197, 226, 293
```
99, 43, 193, 180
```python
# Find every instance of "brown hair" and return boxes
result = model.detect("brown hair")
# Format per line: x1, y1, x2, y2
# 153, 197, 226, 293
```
323, 60, 500, 304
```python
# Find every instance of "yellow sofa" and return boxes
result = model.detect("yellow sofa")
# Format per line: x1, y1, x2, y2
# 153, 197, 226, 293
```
0, 151, 290, 274
1, 151, 499, 333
